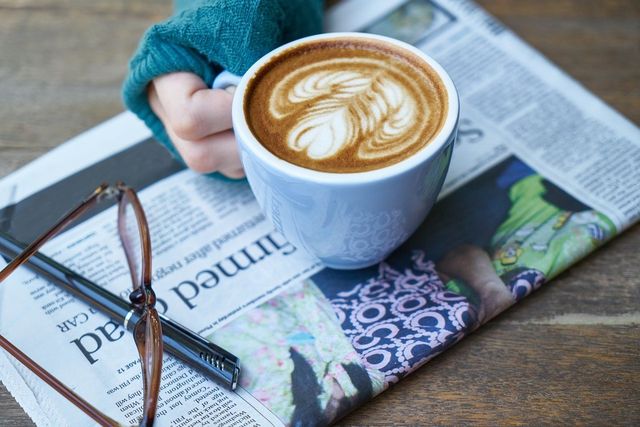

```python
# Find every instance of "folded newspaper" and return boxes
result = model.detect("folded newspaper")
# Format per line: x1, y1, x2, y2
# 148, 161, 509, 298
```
1, 0, 638, 425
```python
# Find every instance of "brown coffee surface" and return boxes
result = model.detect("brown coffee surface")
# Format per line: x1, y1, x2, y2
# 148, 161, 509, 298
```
244, 37, 448, 173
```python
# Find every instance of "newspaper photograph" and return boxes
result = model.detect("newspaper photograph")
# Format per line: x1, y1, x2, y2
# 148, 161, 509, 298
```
0, 0, 638, 426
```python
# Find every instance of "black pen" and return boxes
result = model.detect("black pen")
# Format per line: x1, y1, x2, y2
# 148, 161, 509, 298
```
0, 232, 240, 390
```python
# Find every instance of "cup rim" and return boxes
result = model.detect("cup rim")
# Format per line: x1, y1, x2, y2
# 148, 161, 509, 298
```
232, 32, 459, 185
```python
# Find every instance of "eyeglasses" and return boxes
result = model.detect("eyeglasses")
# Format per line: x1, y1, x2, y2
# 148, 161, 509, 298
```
0, 183, 162, 426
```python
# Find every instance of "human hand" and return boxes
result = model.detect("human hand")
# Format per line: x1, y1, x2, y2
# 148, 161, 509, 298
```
148, 72, 245, 178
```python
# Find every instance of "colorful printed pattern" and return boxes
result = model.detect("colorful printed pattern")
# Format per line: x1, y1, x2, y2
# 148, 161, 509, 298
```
325, 252, 476, 386
208, 281, 384, 425
492, 175, 616, 281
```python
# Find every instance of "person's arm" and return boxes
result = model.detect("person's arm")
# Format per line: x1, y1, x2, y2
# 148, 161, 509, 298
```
122, 0, 324, 177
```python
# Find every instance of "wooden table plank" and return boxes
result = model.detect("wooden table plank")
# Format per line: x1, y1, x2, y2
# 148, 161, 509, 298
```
0, 1, 638, 425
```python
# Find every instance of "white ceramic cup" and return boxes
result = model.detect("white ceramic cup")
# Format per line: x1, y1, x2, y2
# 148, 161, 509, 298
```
213, 32, 459, 270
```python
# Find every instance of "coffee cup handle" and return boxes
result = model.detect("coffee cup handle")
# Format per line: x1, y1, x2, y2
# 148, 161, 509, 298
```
212, 70, 242, 90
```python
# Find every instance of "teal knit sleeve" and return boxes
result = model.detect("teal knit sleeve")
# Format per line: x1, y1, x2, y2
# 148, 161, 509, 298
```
122, 0, 324, 164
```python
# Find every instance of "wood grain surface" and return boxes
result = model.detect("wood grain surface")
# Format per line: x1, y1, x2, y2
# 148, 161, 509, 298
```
0, 0, 638, 425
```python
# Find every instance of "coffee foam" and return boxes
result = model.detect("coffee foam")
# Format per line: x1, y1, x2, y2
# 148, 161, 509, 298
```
245, 38, 448, 173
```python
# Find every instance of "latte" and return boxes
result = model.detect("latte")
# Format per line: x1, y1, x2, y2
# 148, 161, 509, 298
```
244, 37, 448, 173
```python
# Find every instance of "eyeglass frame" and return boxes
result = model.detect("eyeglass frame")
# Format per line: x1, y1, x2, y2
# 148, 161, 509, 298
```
0, 182, 162, 427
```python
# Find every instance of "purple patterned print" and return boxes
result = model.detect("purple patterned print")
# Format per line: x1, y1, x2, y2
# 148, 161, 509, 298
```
325, 251, 476, 385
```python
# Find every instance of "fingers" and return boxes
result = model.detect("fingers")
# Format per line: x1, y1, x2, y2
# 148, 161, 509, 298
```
166, 127, 244, 177
153, 73, 233, 140
148, 72, 244, 178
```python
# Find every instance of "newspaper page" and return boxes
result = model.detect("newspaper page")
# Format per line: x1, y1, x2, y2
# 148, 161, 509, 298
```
1, 0, 639, 426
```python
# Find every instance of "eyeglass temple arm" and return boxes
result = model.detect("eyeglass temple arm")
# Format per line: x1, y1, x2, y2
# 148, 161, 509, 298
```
0, 184, 109, 283
0, 335, 120, 426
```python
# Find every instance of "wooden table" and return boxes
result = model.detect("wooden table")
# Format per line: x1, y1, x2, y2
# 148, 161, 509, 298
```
1, 1, 638, 425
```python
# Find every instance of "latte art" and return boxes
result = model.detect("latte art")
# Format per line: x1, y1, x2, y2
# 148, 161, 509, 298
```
245, 38, 448, 173
271, 58, 427, 162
